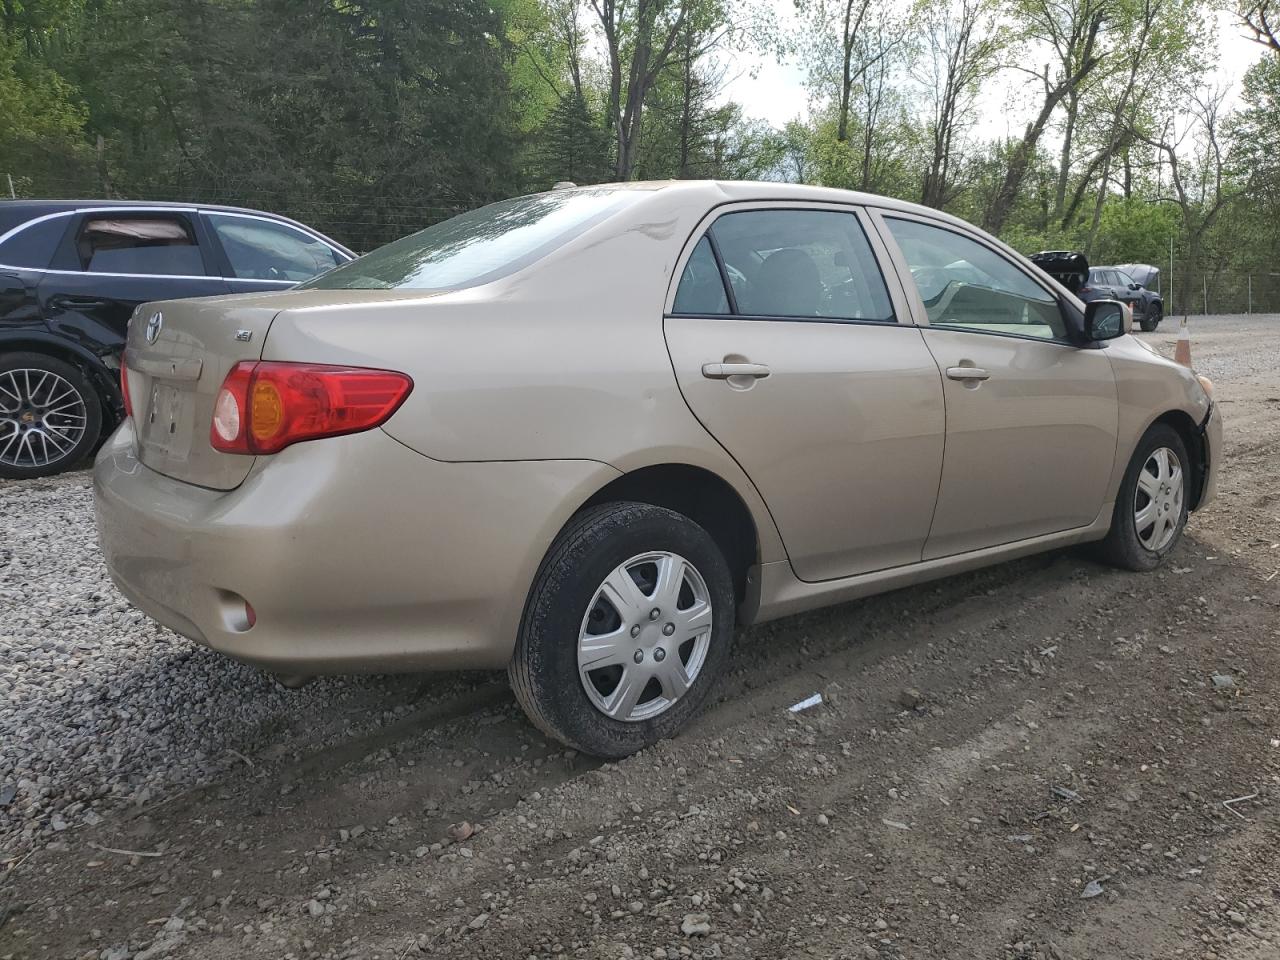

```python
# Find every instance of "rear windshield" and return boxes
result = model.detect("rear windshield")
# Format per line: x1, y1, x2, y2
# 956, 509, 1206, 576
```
300, 189, 642, 291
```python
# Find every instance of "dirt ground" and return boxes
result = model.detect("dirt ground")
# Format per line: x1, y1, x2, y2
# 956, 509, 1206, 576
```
3, 315, 1280, 960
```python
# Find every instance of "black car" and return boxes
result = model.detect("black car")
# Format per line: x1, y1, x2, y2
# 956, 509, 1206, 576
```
0, 200, 354, 478
1028, 252, 1163, 333
1083, 265, 1163, 332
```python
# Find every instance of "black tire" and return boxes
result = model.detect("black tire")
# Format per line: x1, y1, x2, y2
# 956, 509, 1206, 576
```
0, 352, 103, 480
1139, 304, 1162, 332
510, 502, 736, 759
1096, 423, 1189, 571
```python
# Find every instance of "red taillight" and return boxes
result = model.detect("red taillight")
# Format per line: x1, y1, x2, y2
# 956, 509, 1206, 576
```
210, 361, 413, 455
119, 353, 133, 418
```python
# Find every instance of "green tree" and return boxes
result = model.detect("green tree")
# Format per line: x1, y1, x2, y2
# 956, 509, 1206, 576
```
532, 89, 613, 185
0, 0, 90, 194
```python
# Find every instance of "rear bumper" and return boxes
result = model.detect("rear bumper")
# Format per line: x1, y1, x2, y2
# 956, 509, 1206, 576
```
93, 422, 618, 674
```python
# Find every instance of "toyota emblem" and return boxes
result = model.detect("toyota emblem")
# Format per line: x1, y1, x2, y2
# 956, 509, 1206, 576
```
145, 311, 163, 344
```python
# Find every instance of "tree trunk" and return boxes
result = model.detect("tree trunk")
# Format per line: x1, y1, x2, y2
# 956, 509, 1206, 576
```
984, 96, 1059, 234
1052, 90, 1078, 222
678, 24, 693, 177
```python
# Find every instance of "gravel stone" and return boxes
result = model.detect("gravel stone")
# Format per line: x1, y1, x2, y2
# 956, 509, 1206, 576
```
0, 472, 414, 854
680, 913, 711, 936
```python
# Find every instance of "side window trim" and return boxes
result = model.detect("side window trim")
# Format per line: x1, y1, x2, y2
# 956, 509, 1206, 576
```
704, 229, 740, 315
665, 200, 910, 327
865, 206, 1075, 345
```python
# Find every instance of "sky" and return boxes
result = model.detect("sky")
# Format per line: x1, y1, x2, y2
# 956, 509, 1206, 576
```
722, 2, 1270, 134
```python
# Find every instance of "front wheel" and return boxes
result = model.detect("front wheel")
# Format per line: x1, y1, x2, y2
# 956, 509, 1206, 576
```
1097, 423, 1189, 571
510, 502, 736, 758
0, 352, 103, 480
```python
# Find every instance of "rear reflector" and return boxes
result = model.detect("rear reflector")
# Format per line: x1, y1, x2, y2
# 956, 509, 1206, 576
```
210, 361, 413, 455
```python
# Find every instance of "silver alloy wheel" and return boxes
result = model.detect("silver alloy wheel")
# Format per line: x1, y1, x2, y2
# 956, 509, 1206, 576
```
0, 368, 89, 469
577, 551, 713, 723
1134, 446, 1184, 551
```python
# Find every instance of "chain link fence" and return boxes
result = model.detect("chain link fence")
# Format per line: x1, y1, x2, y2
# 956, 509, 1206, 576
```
1136, 264, 1280, 317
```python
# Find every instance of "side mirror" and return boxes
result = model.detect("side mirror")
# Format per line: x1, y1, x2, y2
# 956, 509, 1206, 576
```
1084, 300, 1126, 341
1128, 282, 1141, 290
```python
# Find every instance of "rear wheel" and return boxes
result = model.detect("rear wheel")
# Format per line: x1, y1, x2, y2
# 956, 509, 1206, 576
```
1139, 303, 1162, 332
1097, 423, 1188, 571
510, 502, 735, 758
0, 353, 102, 479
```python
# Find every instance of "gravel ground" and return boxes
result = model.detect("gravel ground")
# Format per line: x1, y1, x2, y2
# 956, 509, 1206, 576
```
2, 314, 1279, 960
0, 466, 502, 853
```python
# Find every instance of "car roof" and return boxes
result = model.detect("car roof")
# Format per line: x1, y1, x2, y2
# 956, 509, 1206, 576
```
0, 199, 353, 255
562, 179, 983, 230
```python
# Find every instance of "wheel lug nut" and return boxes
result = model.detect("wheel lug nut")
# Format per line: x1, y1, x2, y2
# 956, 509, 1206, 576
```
633, 649, 644, 664
662, 623, 675, 636
649, 608, 661, 621
630, 625, 641, 638
653, 647, 666, 662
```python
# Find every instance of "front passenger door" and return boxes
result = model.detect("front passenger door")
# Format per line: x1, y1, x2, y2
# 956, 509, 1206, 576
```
877, 213, 1118, 560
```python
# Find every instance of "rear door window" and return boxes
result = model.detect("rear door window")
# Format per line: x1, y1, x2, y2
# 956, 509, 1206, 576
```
692, 209, 894, 322
207, 214, 344, 282
672, 237, 730, 315
75, 215, 206, 276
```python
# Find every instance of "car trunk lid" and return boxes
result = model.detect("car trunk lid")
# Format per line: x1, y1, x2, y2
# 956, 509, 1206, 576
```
125, 289, 441, 490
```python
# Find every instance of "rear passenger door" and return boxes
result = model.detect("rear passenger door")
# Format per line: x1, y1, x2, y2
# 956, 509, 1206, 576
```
663, 203, 946, 582
37, 209, 228, 355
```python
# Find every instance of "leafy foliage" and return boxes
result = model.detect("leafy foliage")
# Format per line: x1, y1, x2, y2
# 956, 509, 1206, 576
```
0, 0, 1276, 301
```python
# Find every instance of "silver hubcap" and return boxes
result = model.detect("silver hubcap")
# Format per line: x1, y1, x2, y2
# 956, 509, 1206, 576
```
0, 369, 88, 469
577, 551, 713, 723
1134, 446, 1183, 551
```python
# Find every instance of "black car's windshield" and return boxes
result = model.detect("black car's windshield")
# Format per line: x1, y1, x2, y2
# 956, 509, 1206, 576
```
301, 189, 643, 291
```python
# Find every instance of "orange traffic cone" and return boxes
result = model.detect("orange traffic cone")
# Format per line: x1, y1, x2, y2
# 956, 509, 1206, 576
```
1173, 315, 1192, 368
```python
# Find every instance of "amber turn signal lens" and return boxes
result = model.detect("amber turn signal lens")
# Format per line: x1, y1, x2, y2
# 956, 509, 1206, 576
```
250, 379, 284, 443
1196, 374, 1214, 398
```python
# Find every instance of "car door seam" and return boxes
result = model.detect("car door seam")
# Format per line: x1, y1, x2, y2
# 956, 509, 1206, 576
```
658, 314, 790, 568
915, 327, 950, 563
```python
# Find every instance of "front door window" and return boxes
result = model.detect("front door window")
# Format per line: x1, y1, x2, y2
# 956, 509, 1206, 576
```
885, 217, 1066, 341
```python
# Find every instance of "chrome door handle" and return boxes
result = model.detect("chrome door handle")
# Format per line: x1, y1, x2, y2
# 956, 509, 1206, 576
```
946, 366, 990, 381
702, 362, 771, 380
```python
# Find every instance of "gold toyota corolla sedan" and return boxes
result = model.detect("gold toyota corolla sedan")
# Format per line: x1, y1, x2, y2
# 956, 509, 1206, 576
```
95, 181, 1221, 758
